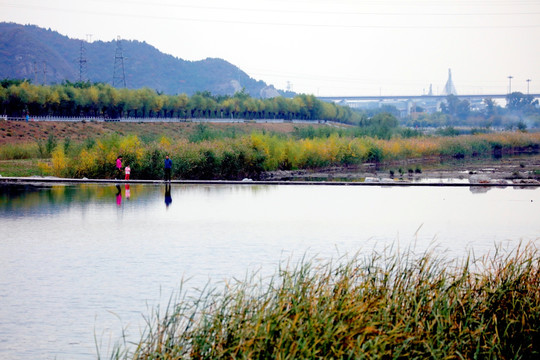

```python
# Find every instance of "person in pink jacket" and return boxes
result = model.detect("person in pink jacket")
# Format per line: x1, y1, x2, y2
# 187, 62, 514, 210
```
115, 156, 122, 179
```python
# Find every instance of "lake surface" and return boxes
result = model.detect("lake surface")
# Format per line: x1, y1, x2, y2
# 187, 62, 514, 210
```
1, 182, 539, 359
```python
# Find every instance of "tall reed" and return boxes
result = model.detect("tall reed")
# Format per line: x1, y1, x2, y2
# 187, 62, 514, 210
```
110, 242, 540, 359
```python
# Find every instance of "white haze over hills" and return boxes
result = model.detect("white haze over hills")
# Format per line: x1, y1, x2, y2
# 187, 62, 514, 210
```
2, 0, 540, 96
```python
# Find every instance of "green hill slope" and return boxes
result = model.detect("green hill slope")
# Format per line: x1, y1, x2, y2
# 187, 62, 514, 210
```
0, 22, 285, 98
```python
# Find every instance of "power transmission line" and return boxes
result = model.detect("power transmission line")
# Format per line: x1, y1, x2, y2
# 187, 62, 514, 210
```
4, 3, 540, 29
82, 0, 540, 16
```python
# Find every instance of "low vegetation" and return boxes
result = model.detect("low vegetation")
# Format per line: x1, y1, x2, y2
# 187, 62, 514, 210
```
1, 122, 539, 179
107, 242, 540, 359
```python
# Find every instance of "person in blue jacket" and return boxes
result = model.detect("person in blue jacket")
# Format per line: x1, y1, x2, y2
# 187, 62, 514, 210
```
164, 155, 172, 182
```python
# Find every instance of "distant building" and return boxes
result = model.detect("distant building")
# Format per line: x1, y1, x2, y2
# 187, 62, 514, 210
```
334, 69, 479, 117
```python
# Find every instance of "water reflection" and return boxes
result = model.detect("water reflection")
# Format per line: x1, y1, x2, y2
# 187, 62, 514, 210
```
0, 183, 159, 215
470, 186, 492, 194
165, 183, 172, 208
0, 183, 539, 360
115, 184, 122, 206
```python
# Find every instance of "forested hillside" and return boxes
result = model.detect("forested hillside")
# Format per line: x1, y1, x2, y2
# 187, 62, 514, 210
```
0, 22, 285, 98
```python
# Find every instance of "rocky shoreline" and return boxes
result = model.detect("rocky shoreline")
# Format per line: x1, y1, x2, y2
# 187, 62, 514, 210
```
261, 154, 540, 185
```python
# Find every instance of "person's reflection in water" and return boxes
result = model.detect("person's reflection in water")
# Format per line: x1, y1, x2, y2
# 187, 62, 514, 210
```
115, 184, 122, 206
125, 184, 131, 200
165, 183, 172, 208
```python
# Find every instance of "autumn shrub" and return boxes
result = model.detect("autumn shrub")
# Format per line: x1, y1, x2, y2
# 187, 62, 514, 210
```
322, 134, 344, 164
482, 132, 540, 151
46, 134, 57, 156
36, 134, 58, 158
38, 147, 70, 177
172, 138, 266, 180
249, 132, 274, 169
241, 143, 266, 179
364, 139, 384, 162
297, 138, 331, 168
197, 149, 219, 179
381, 137, 439, 160
435, 133, 540, 158
74, 148, 100, 178
439, 137, 474, 158
137, 146, 166, 179
51, 147, 70, 177
170, 145, 197, 179
216, 138, 263, 179
279, 139, 302, 170
220, 151, 243, 179
118, 134, 145, 169
468, 137, 491, 155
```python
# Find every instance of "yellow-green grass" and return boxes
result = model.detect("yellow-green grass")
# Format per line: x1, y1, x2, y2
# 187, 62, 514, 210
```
2, 131, 540, 180
0, 159, 43, 177
109, 243, 540, 359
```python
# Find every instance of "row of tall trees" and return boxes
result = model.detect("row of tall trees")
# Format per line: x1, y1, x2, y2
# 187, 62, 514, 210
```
0, 80, 361, 123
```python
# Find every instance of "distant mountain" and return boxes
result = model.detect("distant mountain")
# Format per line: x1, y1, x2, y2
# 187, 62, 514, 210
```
0, 22, 288, 98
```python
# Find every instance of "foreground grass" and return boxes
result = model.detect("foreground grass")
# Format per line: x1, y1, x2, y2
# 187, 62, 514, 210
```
109, 243, 540, 359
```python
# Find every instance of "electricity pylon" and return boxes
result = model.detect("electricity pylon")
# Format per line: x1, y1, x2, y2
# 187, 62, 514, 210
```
113, 36, 126, 88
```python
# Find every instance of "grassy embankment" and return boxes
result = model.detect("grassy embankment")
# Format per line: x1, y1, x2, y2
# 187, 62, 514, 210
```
1, 120, 540, 179
107, 243, 539, 359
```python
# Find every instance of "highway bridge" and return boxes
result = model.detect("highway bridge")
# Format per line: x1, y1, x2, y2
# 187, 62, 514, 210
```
318, 93, 540, 102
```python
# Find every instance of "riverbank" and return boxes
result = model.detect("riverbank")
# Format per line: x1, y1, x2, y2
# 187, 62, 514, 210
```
262, 153, 540, 185
2, 154, 540, 187
2, 121, 540, 183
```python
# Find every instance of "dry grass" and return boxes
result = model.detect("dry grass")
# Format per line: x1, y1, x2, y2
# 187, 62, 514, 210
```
0, 120, 318, 145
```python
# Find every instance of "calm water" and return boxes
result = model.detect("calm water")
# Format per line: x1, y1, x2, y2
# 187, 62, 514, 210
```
1, 183, 539, 359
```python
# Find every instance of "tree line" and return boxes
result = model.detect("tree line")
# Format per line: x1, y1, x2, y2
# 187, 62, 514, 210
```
0, 80, 361, 123
406, 93, 540, 130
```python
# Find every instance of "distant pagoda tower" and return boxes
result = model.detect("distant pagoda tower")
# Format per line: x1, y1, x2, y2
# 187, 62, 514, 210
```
442, 68, 457, 95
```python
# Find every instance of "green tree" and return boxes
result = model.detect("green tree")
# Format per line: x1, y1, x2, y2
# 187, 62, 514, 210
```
507, 92, 538, 112
367, 112, 399, 139
483, 98, 499, 117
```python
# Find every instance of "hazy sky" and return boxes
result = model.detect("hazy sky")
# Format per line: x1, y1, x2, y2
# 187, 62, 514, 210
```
2, 0, 539, 96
